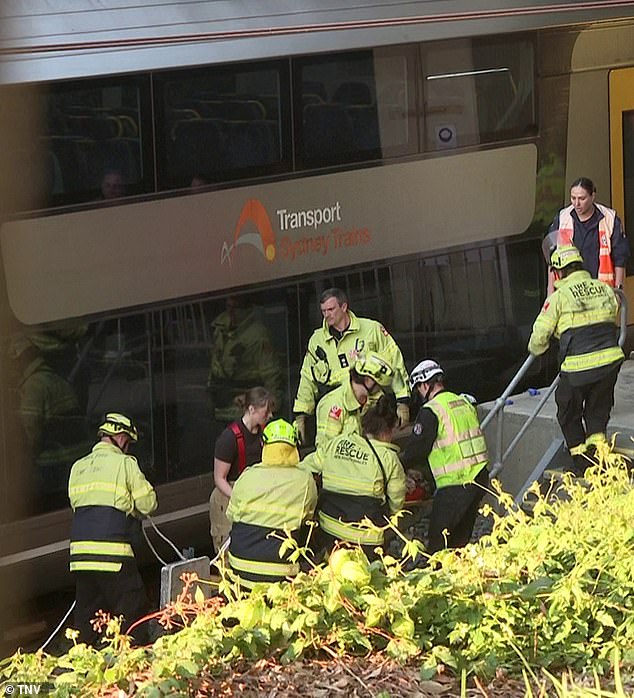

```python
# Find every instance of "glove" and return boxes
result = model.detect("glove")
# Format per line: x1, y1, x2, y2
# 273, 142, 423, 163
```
294, 414, 307, 445
396, 402, 409, 427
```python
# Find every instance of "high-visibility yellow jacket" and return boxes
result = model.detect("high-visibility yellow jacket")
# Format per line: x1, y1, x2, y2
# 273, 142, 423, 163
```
293, 311, 409, 415
226, 458, 317, 587
307, 432, 406, 546
425, 392, 489, 490
19, 356, 89, 471
528, 270, 623, 385
68, 441, 157, 573
208, 307, 282, 420
313, 379, 366, 449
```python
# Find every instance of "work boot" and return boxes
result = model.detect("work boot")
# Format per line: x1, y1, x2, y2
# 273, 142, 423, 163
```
566, 444, 588, 477
571, 454, 588, 477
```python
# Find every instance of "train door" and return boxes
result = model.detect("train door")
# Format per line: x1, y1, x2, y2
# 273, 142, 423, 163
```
609, 67, 634, 323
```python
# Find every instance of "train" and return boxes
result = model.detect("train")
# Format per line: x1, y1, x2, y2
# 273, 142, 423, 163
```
1, 0, 634, 651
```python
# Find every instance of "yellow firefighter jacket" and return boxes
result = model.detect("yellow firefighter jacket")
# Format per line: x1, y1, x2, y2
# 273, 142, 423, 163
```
293, 311, 409, 415
307, 432, 406, 546
528, 270, 623, 386
226, 453, 317, 587
68, 441, 157, 573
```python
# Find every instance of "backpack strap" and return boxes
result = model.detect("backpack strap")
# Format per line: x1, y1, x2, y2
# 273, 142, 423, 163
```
228, 421, 247, 474
363, 436, 388, 493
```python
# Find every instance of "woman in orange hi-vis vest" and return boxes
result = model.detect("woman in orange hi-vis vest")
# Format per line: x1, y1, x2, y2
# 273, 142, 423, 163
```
545, 177, 630, 295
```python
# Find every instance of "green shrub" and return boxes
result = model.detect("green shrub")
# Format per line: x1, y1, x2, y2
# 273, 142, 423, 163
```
1, 451, 632, 696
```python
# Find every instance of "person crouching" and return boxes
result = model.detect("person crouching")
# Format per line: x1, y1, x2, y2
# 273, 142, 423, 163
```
226, 419, 318, 588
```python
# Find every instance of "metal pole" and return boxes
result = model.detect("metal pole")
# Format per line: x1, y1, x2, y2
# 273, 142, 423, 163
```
502, 374, 559, 463
480, 354, 536, 430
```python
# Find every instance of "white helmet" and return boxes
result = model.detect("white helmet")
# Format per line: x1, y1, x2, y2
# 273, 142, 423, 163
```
409, 359, 444, 389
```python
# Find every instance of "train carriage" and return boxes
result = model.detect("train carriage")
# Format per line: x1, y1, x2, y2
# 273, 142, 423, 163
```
1, 0, 634, 650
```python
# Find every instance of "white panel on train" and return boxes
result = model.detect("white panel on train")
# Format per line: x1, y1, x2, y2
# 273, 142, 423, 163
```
2, 1, 632, 84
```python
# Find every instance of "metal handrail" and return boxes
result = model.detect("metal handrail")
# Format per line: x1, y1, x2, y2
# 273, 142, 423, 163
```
483, 288, 628, 479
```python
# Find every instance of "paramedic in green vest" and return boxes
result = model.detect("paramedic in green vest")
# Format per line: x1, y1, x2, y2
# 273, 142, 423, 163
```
313, 351, 394, 448
528, 245, 623, 475
68, 413, 157, 644
226, 419, 317, 588
293, 288, 410, 443
401, 360, 489, 554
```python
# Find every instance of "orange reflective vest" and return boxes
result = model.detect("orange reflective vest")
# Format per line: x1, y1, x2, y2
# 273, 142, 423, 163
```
557, 204, 616, 286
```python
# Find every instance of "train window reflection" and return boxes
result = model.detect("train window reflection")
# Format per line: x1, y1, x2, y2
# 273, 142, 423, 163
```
295, 47, 417, 167
3, 315, 156, 520
423, 37, 535, 150
158, 294, 291, 481
156, 62, 289, 190
2, 77, 151, 210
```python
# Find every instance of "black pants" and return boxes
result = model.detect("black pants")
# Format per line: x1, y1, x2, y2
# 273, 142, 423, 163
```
316, 529, 382, 562
74, 559, 148, 645
428, 467, 489, 555
555, 365, 620, 449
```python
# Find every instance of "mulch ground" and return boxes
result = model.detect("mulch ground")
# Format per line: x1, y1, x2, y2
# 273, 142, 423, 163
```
191, 655, 533, 697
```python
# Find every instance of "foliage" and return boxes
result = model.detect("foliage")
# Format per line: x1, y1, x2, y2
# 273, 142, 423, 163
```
1, 450, 633, 696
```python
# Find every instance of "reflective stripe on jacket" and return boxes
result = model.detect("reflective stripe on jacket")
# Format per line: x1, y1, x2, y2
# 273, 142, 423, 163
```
226, 460, 317, 585
558, 204, 615, 285
69, 505, 138, 573
68, 441, 157, 573
308, 433, 406, 545
426, 392, 489, 490
294, 311, 410, 415
528, 270, 623, 384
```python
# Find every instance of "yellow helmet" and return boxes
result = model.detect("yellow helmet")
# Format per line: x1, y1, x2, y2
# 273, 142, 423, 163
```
550, 245, 583, 270
354, 351, 394, 387
98, 412, 139, 442
262, 418, 298, 446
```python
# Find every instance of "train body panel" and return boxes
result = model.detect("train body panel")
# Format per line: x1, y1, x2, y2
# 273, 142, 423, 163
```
2, 1, 633, 83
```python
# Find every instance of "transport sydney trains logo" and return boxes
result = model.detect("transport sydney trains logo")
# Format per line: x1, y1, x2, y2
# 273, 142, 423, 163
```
220, 199, 277, 266
221, 197, 370, 266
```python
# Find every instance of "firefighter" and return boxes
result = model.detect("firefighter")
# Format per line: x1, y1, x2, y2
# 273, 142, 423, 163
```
313, 352, 394, 448
68, 412, 157, 644
226, 419, 317, 588
401, 360, 489, 554
307, 394, 406, 559
293, 288, 410, 443
12, 336, 90, 511
208, 296, 282, 422
528, 245, 624, 474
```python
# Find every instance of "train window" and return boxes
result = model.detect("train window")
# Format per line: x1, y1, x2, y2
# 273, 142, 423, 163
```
156, 292, 291, 481
1, 314, 156, 521
155, 61, 290, 191
422, 37, 535, 150
294, 46, 417, 168
1, 76, 152, 211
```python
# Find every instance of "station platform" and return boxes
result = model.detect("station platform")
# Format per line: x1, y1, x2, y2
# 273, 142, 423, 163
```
478, 358, 634, 499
